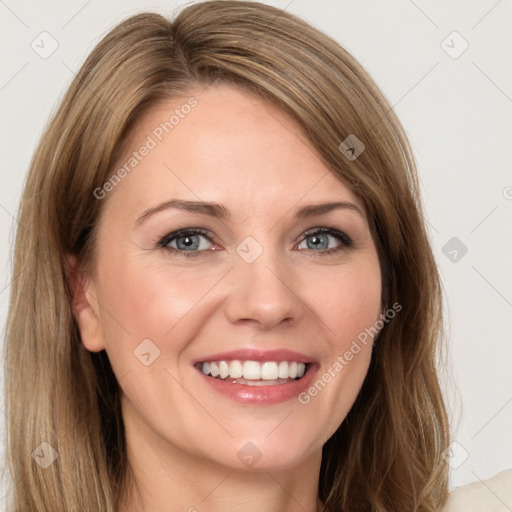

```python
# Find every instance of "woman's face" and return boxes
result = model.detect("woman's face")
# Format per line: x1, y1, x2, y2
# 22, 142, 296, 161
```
74, 83, 382, 472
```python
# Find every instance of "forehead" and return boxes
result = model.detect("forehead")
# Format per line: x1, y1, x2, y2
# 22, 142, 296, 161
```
103, 83, 364, 219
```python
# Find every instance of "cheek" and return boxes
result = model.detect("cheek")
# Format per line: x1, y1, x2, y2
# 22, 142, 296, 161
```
96, 257, 222, 364
93, 261, 212, 422
299, 255, 381, 422
308, 256, 382, 344
324, 283, 381, 344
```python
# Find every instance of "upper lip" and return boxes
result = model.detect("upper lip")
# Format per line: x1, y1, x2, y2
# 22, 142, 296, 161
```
193, 348, 316, 365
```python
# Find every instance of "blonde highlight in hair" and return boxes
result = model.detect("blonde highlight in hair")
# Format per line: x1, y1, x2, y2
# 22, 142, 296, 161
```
3, 1, 450, 510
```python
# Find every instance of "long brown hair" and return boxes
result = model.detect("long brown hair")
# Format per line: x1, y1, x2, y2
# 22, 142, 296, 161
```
3, 1, 450, 510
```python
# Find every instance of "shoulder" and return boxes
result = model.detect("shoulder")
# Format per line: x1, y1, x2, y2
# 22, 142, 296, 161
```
441, 469, 512, 512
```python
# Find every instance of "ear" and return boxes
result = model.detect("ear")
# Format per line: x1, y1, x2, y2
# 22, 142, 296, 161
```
65, 254, 105, 352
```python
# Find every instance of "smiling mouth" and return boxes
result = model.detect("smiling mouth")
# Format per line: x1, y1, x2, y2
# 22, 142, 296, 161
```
194, 360, 310, 386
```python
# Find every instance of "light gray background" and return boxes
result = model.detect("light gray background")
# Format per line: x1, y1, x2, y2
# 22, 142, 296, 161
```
1, 0, 511, 501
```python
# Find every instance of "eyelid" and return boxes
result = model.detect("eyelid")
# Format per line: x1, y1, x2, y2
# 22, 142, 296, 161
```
300, 226, 352, 245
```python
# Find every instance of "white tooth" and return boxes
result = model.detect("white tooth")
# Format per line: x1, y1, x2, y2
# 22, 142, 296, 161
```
244, 380, 266, 386
242, 360, 261, 380
261, 361, 279, 380
210, 361, 220, 377
219, 361, 230, 379
278, 361, 289, 379
244, 379, 284, 386
229, 360, 243, 378
202, 359, 306, 380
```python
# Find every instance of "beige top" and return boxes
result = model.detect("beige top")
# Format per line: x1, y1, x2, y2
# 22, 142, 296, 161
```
441, 469, 512, 511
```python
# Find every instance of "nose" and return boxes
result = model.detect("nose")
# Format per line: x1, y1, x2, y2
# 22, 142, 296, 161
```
223, 241, 303, 331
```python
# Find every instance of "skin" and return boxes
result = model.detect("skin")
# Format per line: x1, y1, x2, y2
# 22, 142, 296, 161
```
69, 83, 383, 512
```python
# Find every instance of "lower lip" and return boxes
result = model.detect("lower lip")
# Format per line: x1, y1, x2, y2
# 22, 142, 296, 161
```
195, 364, 319, 405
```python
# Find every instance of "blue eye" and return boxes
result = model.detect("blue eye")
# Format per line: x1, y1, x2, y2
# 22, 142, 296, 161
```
158, 227, 352, 258
159, 228, 214, 258
297, 227, 353, 255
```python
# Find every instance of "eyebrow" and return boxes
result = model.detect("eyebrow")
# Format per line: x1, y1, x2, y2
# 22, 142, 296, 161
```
135, 199, 364, 227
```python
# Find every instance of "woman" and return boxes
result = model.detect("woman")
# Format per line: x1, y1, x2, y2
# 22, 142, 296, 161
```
3, 1, 452, 510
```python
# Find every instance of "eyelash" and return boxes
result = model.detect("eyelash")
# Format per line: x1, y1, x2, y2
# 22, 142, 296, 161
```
157, 227, 353, 258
